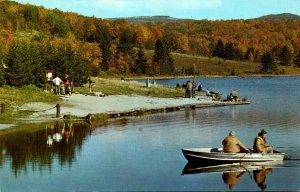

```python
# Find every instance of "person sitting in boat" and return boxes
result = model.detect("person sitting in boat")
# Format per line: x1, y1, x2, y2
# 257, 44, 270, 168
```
222, 131, 250, 153
253, 129, 273, 153
229, 89, 239, 101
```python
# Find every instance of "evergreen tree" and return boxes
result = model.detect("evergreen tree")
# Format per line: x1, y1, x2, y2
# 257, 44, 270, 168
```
279, 45, 293, 66
223, 42, 243, 61
95, 23, 112, 72
294, 51, 300, 68
212, 39, 225, 58
117, 29, 136, 54
133, 46, 148, 74
271, 45, 282, 60
224, 42, 235, 60
260, 51, 277, 74
5, 42, 44, 86
152, 39, 174, 75
49, 45, 90, 86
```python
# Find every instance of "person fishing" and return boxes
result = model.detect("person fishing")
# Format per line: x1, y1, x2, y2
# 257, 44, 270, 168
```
253, 129, 273, 153
222, 131, 250, 153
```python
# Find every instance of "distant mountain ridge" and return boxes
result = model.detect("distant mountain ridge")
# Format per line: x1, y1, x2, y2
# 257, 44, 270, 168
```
257, 13, 300, 20
108, 13, 300, 24
108, 16, 189, 24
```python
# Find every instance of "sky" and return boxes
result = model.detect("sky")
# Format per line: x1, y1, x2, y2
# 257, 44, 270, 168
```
14, 0, 300, 20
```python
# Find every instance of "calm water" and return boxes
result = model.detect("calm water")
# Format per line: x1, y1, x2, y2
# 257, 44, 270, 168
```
0, 76, 300, 191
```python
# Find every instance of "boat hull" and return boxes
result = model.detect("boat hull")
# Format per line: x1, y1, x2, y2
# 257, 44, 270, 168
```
182, 148, 285, 163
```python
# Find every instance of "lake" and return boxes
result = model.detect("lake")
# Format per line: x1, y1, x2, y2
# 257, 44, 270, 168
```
0, 76, 300, 191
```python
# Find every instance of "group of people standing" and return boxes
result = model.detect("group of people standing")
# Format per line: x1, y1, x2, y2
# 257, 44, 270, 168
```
176, 80, 226, 100
222, 129, 273, 154
176, 80, 203, 98
52, 74, 73, 96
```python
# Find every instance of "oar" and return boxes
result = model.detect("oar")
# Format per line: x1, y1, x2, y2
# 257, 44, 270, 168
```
239, 163, 253, 180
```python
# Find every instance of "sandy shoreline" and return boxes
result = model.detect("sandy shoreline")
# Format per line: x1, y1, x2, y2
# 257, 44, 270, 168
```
1, 93, 249, 130
21, 94, 216, 118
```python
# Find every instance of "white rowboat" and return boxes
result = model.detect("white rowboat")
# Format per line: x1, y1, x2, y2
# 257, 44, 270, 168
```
182, 148, 285, 163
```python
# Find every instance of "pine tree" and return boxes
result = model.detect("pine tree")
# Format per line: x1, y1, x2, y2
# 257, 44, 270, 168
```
224, 42, 235, 60
95, 23, 112, 72
294, 51, 300, 68
279, 45, 293, 66
152, 39, 174, 75
260, 51, 277, 74
5, 42, 44, 86
117, 29, 135, 54
133, 46, 148, 74
213, 39, 225, 58
50, 45, 90, 86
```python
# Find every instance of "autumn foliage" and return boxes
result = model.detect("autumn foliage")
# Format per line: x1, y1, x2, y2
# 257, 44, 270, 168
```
1, 0, 300, 86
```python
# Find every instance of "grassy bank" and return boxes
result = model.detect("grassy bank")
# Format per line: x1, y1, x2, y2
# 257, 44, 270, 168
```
0, 85, 59, 105
75, 78, 184, 98
145, 50, 300, 77
0, 85, 59, 119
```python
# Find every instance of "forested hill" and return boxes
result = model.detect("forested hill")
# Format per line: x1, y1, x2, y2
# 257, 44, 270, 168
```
0, 0, 300, 87
257, 13, 300, 21
109, 13, 300, 24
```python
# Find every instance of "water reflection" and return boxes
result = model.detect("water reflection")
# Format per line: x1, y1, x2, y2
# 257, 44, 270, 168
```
222, 171, 247, 190
0, 121, 92, 176
253, 167, 272, 190
182, 161, 283, 191
46, 122, 74, 145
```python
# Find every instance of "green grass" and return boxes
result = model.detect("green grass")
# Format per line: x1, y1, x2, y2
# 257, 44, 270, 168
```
0, 85, 59, 105
145, 50, 300, 77
75, 78, 184, 98
0, 85, 59, 119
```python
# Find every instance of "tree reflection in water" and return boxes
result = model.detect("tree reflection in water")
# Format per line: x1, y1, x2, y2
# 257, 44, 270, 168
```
0, 121, 92, 176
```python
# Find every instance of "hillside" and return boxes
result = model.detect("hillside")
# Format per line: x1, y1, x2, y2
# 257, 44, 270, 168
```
1, 1, 299, 57
109, 13, 300, 24
0, 0, 300, 87
258, 13, 300, 21
144, 50, 300, 77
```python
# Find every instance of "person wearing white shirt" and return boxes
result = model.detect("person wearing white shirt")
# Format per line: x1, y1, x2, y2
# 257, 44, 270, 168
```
53, 76, 62, 95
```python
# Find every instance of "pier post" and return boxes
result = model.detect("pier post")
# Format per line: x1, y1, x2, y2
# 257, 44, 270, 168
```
1, 103, 5, 114
56, 104, 60, 118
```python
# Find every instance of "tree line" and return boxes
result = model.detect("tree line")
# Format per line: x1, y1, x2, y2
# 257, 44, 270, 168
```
1, 0, 300, 86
